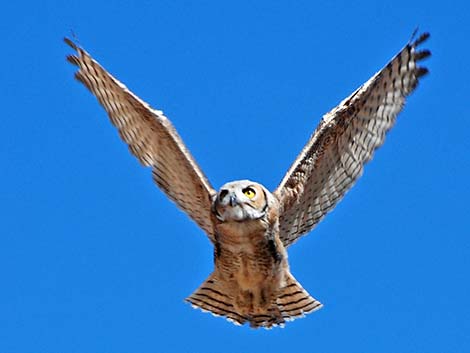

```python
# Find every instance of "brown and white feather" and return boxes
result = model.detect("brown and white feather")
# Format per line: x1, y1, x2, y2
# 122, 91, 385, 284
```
274, 33, 431, 247
65, 33, 430, 329
65, 38, 216, 242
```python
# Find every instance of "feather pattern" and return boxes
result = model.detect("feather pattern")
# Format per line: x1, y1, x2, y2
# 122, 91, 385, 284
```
275, 32, 431, 247
66, 32, 430, 328
65, 38, 216, 242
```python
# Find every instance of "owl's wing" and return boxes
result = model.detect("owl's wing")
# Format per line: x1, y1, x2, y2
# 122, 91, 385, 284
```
65, 38, 217, 243
274, 32, 430, 247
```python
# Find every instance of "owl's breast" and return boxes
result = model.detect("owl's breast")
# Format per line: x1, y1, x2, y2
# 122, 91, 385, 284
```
215, 219, 270, 254
214, 219, 288, 292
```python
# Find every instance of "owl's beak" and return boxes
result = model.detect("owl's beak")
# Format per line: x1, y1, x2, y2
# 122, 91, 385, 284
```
229, 193, 238, 207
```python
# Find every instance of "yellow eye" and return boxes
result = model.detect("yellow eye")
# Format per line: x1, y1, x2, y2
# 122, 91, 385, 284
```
243, 187, 256, 199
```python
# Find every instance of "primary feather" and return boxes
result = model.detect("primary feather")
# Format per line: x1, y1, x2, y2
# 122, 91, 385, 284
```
275, 33, 430, 247
66, 32, 430, 328
65, 38, 216, 242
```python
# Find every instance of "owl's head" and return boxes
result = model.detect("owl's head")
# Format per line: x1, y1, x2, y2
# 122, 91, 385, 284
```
213, 180, 276, 222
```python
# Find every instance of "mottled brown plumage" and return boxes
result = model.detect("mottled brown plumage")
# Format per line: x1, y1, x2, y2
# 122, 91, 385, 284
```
186, 180, 322, 328
65, 31, 430, 328
65, 38, 216, 242
275, 32, 430, 246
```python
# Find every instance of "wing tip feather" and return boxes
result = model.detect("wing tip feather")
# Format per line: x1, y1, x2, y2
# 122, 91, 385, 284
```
409, 29, 430, 46
66, 54, 80, 66
414, 49, 431, 61
416, 66, 429, 78
413, 32, 430, 47
63, 37, 78, 50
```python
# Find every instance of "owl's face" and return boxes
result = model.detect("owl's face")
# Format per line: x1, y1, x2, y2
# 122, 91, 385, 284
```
213, 180, 270, 222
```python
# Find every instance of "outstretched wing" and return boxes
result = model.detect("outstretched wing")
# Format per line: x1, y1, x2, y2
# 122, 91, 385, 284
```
274, 32, 431, 247
65, 38, 217, 242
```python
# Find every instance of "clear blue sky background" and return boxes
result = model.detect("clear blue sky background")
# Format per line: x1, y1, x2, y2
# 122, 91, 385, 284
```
1, 1, 469, 352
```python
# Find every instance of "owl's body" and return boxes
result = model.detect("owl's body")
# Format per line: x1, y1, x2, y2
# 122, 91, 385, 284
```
187, 181, 320, 327
65, 31, 430, 328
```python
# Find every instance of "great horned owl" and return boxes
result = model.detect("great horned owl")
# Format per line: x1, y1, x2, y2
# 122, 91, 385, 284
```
65, 31, 430, 328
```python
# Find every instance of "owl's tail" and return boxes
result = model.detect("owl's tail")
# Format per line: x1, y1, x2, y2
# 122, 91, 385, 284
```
272, 273, 323, 326
186, 272, 322, 328
186, 272, 248, 326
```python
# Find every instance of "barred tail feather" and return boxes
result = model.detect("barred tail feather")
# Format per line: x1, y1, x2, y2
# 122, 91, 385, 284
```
186, 272, 322, 329
185, 273, 247, 326
250, 273, 322, 329
276, 273, 323, 321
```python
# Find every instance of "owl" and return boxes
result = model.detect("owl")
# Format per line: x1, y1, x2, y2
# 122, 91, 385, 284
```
65, 31, 430, 328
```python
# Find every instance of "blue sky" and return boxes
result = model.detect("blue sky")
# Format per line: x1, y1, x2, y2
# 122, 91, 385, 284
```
1, 1, 469, 352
